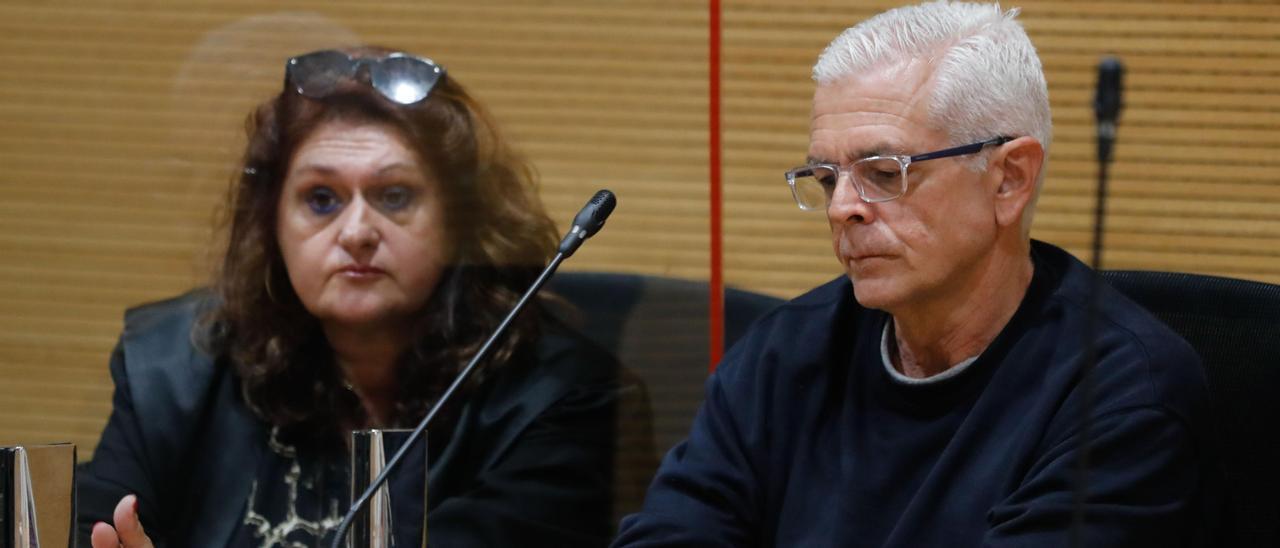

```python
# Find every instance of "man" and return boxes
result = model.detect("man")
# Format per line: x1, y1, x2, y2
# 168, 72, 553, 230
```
614, 1, 1215, 546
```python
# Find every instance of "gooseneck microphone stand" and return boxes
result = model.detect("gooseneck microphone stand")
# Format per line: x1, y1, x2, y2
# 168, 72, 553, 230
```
329, 190, 617, 548
1070, 57, 1124, 548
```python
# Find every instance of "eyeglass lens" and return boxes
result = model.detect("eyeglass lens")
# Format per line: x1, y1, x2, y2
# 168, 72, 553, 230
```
790, 166, 834, 210
289, 51, 352, 98
289, 51, 443, 105
790, 158, 905, 209
854, 158, 907, 200
370, 56, 442, 105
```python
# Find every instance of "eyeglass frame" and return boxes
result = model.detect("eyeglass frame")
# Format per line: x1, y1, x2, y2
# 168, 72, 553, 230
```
784, 135, 1015, 210
284, 49, 446, 106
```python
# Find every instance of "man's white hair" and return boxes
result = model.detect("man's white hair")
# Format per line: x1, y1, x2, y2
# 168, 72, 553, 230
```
813, 1, 1051, 234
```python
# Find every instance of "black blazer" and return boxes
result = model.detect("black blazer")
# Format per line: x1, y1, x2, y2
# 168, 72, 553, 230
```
77, 290, 641, 547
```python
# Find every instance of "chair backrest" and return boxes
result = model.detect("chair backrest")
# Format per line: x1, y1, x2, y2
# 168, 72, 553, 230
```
546, 272, 783, 526
547, 272, 783, 457
1102, 270, 1280, 547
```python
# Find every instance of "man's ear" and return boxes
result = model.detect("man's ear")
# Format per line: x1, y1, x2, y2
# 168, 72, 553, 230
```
991, 136, 1044, 229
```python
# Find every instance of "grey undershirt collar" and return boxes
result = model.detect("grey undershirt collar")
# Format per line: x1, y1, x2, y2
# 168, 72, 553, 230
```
880, 320, 980, 385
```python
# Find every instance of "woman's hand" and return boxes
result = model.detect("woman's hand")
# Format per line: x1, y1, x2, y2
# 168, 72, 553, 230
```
90, 494, 155, 548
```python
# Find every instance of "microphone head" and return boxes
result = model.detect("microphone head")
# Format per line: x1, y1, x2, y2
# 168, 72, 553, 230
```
557, 189, 617, 257
1094, 56, 1124, 124
574, 189, 617, 237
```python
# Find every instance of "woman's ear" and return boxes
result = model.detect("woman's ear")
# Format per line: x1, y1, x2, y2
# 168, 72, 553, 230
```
992, 136, 1045, 229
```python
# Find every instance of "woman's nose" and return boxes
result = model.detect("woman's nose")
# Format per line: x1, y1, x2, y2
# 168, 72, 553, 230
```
337, 198, 381, 251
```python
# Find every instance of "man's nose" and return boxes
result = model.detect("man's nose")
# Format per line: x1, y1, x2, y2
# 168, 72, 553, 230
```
827, 172, 875, 225
337, 197, 381, 251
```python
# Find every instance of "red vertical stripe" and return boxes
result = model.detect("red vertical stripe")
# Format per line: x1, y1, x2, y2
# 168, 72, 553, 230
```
709, 0, 724, 372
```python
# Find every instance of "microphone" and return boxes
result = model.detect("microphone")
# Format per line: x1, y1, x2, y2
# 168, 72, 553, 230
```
1093, 57, 1124, 164
329, 189, 618, 548
1089, 56, 1123, 269
558, 189, 618, 258
1072, 56, 1125, 548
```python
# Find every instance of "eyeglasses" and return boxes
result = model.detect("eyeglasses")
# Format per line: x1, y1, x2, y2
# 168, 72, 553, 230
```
285, 49, 446, 105
784, 136, 1014, 210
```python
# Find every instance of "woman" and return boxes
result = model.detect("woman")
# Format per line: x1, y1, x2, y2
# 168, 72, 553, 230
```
78, 46, 642, 547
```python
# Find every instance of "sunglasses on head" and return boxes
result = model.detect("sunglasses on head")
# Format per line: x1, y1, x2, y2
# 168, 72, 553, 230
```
285, 49, 446, 105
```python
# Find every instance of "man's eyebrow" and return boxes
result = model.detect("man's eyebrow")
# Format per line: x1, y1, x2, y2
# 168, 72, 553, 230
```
808, 142, 904, 165
845, 142, 906, 162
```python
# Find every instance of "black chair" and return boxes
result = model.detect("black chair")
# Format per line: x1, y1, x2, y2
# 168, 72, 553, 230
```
546, 272, 783, 526
1102, 270, 1280, 548
548, 271, 783, 458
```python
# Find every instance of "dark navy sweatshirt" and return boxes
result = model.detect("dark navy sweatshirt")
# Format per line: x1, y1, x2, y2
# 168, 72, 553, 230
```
614, 241, 1216, 547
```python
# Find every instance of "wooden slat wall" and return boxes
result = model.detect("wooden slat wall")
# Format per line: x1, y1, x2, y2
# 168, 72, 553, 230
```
723, 0, 1280, 296
1, 0, 1278, 459
0, 0, 709, 455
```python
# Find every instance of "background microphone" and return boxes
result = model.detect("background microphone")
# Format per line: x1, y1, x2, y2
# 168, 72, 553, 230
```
558, 189, 618, 257
1089, 56, 1124, 270
330, 189, 618, 548
1093, 57, 1124, 164
1072, 56, 1125, 548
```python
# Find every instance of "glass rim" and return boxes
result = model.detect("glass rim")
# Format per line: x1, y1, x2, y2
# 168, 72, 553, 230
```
285, 49, 446, 105
783, 135, 1015, 210
786, 159, 908, 210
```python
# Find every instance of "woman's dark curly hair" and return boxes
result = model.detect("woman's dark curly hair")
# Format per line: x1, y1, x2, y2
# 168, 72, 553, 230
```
202, 45, 559, 447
